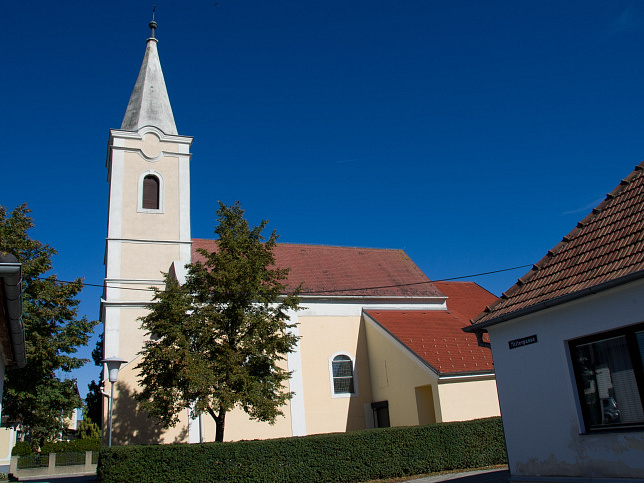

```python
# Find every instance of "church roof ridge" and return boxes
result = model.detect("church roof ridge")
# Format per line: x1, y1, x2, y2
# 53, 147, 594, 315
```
120, 18, 177, 135
191, 238, 442, 298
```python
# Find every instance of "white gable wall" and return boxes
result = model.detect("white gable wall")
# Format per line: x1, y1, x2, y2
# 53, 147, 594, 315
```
488, 278, 644, 480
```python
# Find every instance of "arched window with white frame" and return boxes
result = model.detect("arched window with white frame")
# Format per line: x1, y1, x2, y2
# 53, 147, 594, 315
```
329, 352, 358, 397
138, 170, 164, 213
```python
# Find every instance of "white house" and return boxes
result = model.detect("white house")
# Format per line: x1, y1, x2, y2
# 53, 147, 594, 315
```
464, 162, 644, 481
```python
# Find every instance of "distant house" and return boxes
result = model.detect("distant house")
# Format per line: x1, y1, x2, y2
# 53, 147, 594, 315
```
464, 162, 644, 480
0, 252, 25, 470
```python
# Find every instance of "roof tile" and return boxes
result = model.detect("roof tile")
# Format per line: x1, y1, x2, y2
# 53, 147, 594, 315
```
191, 240, 442, 297
366, 282, 497, 374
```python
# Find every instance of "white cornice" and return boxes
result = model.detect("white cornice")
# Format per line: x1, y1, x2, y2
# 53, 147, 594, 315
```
104, 278, 165, 285
106, 237, 193, 245
295, 297, 446, 316
100, 299, 154, 308
109, 127, 193, 145
299, 295, 446, 304
109, 145, 193, 163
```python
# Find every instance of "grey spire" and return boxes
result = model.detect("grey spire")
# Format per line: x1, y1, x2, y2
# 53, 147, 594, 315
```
121, 20, 177, 135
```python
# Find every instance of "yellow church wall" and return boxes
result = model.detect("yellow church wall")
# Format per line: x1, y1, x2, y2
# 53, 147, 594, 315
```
298, 315, 373, 435
119, 242, 180, 280
113, 307, 150, 361
436, 378, 500, 422
120, 151, 182, 241
105, 357, 190, 446
112, 281, 164, 302
203, 406, 293, 442
200, 362, 294, 442
364, 318, 438, 427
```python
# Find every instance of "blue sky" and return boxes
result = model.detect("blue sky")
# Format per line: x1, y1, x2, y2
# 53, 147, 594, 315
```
3, 1, 644, 398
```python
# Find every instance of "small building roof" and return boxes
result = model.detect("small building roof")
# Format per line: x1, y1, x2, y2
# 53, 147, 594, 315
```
0, 252, 26, 369
191, 240, 442, 298
365, 282, 497, 375
469, 162, 644, 329
120, 23, 177, 135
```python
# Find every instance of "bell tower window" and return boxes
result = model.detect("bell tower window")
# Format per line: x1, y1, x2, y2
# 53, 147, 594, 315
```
142, 175, 159, 209
138, 170, 164, 213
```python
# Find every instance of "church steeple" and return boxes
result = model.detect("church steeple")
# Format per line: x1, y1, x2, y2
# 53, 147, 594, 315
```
121, 18, 177, 135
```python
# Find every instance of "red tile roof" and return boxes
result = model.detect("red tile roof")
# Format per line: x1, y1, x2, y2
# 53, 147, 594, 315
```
365, 282, 497, 375
191, 240, 442, 297
473, 162, 644, 326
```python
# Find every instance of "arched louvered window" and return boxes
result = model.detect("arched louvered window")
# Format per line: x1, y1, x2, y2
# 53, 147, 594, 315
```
331, 354, 355, 395
142, 175, 160, 210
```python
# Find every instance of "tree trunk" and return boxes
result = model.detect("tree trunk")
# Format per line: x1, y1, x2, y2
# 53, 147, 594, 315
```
214, 408, 226, 442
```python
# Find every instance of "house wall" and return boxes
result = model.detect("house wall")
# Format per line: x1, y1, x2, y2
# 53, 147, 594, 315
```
0, 427, 15, 469
0, 357, 4, 418
488, 279, 644, 479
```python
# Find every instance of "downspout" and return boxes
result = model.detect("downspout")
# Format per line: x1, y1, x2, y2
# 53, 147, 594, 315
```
475, 330, 491, 349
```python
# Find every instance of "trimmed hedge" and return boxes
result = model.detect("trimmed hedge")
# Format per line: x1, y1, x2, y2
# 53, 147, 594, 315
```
98, 417, 506, 483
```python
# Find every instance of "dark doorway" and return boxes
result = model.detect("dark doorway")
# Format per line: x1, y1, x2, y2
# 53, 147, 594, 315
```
371, 400, 390, 428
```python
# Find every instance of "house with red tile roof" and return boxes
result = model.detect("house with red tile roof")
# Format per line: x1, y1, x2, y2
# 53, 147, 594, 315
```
100, 24, 500, 445
464, 162, 644, 481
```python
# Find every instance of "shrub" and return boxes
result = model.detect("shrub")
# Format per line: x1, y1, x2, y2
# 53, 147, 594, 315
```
11, 441, 33, 457
98, 417, 506, 483
41, 438, 100, 455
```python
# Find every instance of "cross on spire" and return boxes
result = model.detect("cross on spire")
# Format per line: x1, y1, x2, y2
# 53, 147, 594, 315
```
149, 6, 157, 38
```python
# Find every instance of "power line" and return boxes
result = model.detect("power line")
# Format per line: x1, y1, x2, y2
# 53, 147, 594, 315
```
38, 264, 532, 296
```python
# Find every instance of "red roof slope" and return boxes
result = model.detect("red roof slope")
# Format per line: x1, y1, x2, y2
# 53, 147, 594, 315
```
191, 240, 442, 297
365, 282, 497, 375
474, 162, 644, 325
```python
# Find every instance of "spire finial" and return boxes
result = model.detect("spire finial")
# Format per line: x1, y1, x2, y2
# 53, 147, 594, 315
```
149, 6, 158, 39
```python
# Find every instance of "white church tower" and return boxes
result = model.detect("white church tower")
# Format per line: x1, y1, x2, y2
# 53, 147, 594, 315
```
101, 19, 193, 444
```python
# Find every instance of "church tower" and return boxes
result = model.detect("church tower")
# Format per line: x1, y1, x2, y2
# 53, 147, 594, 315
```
101, 19, 193, 444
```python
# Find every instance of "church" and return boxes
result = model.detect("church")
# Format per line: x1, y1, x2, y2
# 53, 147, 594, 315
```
100, 20, 500, 445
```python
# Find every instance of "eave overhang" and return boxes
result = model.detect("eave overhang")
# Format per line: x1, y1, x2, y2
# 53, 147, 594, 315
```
0, 253, 26, 369
463, 269, 644, 335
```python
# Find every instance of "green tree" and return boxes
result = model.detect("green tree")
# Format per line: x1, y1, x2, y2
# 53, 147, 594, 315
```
76, 416, 101, 439
0, 204, 98, 447
84, 333, 103, 429
136, 202, 300, 442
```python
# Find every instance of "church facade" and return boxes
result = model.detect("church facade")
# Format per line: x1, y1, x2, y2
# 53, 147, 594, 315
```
101, 23, 500, 445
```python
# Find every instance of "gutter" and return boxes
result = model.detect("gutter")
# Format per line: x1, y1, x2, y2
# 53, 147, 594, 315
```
463, 269, 644, 335
0, 253, 26, 369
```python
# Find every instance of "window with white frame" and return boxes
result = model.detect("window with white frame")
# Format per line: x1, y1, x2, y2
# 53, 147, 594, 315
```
138, 170, 164, 213
569, 322, 644, 431
330, 353, 356, 396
